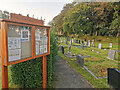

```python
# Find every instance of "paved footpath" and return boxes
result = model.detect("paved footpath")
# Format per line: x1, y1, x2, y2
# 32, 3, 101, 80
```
53, 56, 93, 88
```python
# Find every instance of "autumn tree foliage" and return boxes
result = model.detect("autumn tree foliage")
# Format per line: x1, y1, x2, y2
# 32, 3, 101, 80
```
50, 2, 119, 37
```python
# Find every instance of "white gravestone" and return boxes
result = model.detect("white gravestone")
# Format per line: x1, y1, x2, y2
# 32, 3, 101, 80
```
98, 43, 102, 49
107, 49, 116, 60
109, 43, 112, 48
88, 40, 90, 47
84, 42, 87, 46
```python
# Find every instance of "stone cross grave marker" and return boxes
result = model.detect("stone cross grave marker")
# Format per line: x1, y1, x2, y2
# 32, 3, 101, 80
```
76, 55, 84, 66
88, 40, 90, 47
109, 43, 112, 48
98, 43, 102, 49
107, 49, 116, 60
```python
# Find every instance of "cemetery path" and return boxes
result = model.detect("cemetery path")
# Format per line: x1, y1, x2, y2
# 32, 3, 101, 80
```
53, 55, 93, 88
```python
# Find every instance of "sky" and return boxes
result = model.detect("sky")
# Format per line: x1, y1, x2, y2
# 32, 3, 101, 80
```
0, 0, 73, 25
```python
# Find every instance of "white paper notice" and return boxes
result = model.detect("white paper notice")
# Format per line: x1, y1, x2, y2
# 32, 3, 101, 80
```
9, 49, 21, 62
40, 46, 44, 54
21, 30, 29, 41
8, 37, 21, 62
8, 37, 21, 49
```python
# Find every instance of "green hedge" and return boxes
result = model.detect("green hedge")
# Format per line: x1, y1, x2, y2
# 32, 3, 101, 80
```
10, 31, 59, 88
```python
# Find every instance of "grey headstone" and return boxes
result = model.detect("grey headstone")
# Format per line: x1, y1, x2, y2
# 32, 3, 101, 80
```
107, 68, 120, 88
61, 46, 64, 54
79, 40, 80, 44
107, 49, 116, 60
76, 55, 84, 66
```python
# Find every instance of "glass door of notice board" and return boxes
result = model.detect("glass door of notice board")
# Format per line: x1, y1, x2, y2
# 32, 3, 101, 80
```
35, 27, 49, 56
7, 24, 32, 62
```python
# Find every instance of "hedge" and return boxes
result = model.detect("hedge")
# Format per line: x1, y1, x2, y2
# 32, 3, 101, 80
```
10, 31, 59, 88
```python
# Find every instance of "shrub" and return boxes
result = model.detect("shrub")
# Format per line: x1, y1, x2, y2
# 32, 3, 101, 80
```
10, 31, 59, 88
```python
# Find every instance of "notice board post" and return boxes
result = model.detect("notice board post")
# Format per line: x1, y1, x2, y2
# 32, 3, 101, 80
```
0, 16, 50, 89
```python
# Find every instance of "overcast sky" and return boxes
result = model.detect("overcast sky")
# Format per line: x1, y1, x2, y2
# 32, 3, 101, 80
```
0, 0, 73, 25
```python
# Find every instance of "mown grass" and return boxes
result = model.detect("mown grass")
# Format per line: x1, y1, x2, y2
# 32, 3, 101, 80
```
59, 36, 118, 88
59, 51, 109, 88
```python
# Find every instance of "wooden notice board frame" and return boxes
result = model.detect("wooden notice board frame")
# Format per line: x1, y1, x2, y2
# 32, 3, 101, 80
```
0, 19, 50, 88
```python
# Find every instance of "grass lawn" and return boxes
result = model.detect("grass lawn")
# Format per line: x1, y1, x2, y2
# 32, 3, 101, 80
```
59, 36, 118, 88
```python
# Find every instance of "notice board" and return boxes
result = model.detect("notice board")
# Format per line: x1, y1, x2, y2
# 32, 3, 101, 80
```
0, 20, 50, 66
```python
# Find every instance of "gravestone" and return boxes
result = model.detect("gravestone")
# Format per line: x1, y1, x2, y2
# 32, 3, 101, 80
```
92, 39, 95, 47
88, 40, 90, 47
109, 43, 112, 48
81, 39, 84, 44
82, 40, 84, 44
98, 43, 102, 49
79, 40, 80, 44
107, 68, 120, 89
76, 55, 84, 66
68, 44, 71, 52
84, 42, 87, 47
81, 43, 84, 49
107, 49, 116, 60
61, 46, 64, 54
